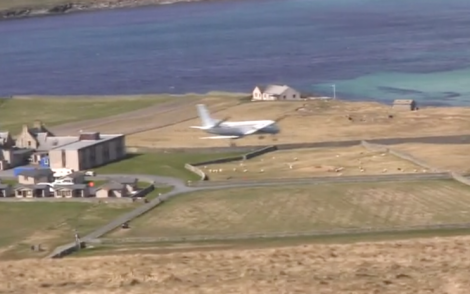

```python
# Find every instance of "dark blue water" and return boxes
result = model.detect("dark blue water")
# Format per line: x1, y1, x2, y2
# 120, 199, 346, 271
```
2, 0, 470, 105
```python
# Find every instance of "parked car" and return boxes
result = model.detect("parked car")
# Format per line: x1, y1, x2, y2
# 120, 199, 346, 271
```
84, 171, 96, 176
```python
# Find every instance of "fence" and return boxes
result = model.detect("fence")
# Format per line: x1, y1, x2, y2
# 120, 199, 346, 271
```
184, 146, 278, 181
362, 140, 439, 171
188, 172, 452, 188
127, 133, 470, 154
450, 172, 470, 186
96, 221, 470, 244
47, 183, 167, 259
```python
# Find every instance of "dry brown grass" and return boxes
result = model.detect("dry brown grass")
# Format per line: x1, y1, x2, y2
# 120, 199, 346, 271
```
392, 143, 470, 173
3, 235, 470, 294
127, 100, 470, 148
203, 145, 424, 180
51, 93, 243, 136
107, 180, 470, 239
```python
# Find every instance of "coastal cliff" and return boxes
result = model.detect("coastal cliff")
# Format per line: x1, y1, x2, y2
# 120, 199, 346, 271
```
0, 0, 202, 20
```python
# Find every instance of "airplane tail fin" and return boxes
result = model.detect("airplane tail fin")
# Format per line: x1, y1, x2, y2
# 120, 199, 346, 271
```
196, 104, 216, 128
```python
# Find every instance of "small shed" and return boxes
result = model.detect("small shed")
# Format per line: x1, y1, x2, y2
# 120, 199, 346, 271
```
392, 99, 417, 111
95, 182, 129, 198
14, 184, 51, 198
0, 182, 13, 197
54, 184, 90, 198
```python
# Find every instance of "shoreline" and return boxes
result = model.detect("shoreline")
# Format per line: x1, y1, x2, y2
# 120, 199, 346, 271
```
0, 0, 210, 20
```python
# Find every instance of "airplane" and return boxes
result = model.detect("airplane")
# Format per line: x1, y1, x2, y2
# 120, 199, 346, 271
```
190, 104, 283, 140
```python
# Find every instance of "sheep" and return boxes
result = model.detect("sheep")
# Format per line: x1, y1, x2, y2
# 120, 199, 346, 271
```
243, 169, 248, 173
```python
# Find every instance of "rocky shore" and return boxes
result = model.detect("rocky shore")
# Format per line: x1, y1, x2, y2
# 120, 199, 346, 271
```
0, 0, 203, 20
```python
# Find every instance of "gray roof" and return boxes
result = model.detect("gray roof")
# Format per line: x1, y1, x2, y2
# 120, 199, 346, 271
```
35, 134, 80, 151
0, 183, 11, 189
18, 168, 53, 178
57, 134, 124, 151
54, 184, 88, 190
15, 184, 49, 190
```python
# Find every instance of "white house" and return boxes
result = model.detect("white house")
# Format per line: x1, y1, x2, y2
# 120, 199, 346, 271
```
252, 85, 301, 101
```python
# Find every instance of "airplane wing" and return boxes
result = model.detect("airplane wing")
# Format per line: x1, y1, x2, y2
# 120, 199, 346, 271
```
242, 121, 273, 135
200, 135, 241, 139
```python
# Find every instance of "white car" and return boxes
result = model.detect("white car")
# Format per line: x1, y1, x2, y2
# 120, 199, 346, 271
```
85, 171, 96, 176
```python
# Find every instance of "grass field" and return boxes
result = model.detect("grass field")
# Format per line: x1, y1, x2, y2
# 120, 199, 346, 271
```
0, 201, 138, 260
393, 143, 470, 173
128, 99, 470, 148
3, 235, 470, 294
107, 180, 470, 239
203, 145, 425, 181
93, 152, 244, 181
0, 95, 170, 134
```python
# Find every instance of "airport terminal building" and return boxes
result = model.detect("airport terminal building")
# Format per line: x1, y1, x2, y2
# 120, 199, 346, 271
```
48, 132, 125, 171
15, 121, 126, 171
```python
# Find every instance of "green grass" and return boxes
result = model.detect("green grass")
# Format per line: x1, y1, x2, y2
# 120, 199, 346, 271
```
0, 95, 171, 134
94, 152, 244, 181
0, 201, 138, 260
105, 180, 470, 240
145, 186, 174, 200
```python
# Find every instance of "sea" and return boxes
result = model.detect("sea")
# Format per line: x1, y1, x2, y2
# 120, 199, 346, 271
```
1, 0, 470, 106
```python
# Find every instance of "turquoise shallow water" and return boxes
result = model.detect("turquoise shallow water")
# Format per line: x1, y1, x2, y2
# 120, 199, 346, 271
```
1, 0, 470, 105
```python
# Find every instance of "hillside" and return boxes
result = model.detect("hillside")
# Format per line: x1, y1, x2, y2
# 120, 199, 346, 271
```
0, 0, 202, 19
2, 236, 470, 293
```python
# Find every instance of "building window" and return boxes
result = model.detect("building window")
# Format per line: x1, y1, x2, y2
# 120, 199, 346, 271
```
103, 145, 110, 161
61, 150, 66, 168
61, 190, 71, 197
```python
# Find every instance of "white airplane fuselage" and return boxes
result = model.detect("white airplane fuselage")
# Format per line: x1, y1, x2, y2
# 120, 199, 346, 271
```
191, 104, 281, 139
205, 120, 280, 138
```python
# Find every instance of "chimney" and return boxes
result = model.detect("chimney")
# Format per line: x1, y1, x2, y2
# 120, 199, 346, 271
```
22, 124, 29, 133
33, 120, 42, 129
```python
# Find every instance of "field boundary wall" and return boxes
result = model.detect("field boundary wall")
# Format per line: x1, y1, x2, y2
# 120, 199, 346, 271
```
361, 140, 440, 172
95, 221, 470, 244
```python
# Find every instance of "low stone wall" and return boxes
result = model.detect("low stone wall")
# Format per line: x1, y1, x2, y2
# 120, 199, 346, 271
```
96, 221, 470, 244
184, 163, 207, 181
193, 156, 244, 166
127, 134, 470, 154
362, 140, 439, 172
189, 172, 452, 188
450, 172, 470, 186
126, 146, 262, 154
388, 148, 439, 171
244, 145, 277, 159
184, 146, 278, 181
132, 184, 155, 198
360, 140, 388, 152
